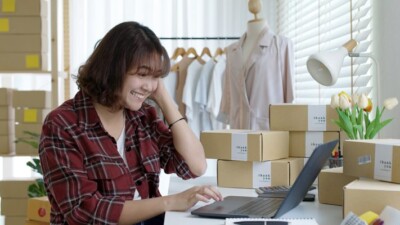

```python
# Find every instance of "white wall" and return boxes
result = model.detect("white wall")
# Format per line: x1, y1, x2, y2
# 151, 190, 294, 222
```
373, 0, 400, 138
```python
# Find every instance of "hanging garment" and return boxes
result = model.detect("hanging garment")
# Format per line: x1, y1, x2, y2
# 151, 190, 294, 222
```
174, 55, 196, 116
194, 58, 216, 132
206, 54, 226, 130
219, 28, 294, 130
182, 59, 205, 137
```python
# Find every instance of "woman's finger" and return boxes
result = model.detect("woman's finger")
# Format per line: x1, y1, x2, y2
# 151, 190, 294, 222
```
195, 193, 210, 203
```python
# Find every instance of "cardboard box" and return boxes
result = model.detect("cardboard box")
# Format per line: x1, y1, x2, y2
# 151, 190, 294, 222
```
1, 198, 28, 216
0, 88, 12, 106
344, 179, 400, 216
0, 34, 44, 53
269, 104, 339, 131
12, 90, 51, 108
15, 141, 38, 156
318, 167, 357, 206
27, 197, 51, 223
0, 53, 46, 71
0, 106, 14, 120
0, 120, 13, 135
217, 158, 303, 188
343, 139, 400, 183
201, 130, 289, 161
0, 135, 14, 154
0, 179, 35, 198
289, 131, 340, 157
4, 216, 27, 225
0, 0, 41, 16
0, 16, 43, 34
15, 108, 50, 123
15, 123, 42, 137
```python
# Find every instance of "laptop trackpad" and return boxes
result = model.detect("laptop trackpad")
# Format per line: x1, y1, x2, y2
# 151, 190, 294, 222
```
192, 196, 259, 218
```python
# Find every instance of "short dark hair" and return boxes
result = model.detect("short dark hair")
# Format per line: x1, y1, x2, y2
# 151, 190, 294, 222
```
76, 21, 170, 109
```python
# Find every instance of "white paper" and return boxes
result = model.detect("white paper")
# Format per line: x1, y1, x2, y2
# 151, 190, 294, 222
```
308, 105, 327, 131
374, 144, 393, 181
252, 161, 272, 188
231, 133, 248, 161
305, 132, 324, 157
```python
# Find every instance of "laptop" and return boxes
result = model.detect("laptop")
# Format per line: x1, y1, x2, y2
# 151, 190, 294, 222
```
191, 139, 339, 219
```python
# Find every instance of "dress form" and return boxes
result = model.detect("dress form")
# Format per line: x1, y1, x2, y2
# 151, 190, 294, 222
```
242, 0, 268, 62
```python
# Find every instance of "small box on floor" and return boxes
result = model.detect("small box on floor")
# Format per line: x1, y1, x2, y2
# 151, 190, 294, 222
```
201, 129, 289, 161
344, 178, 400, 216
27, 197, 51, 223
318, 167, 357, 206
343, 139, 400, 183
217, 158, 303, 189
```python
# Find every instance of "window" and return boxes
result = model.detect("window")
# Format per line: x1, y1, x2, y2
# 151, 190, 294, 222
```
277, 0, 373, 104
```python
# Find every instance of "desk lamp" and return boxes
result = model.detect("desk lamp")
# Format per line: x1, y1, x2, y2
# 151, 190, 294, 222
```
306, 39, 379, 102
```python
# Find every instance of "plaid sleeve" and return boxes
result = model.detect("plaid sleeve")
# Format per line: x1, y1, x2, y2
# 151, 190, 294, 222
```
146, 106, 197, 180
39, 121, 125, 225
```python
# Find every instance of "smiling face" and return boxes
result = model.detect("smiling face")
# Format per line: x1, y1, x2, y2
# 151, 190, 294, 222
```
121, 66, 160, 111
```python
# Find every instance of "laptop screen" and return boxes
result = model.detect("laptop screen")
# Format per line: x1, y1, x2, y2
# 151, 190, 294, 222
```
273, 139, 339, 218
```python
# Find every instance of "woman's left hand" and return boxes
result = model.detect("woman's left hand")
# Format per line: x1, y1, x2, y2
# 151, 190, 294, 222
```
150, 78, 168, 105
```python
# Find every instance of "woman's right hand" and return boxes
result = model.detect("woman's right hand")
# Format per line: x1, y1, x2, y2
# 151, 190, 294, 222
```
165, 185, 223, 211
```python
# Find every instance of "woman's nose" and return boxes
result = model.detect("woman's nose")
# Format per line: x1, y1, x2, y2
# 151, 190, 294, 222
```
142, 77, 157, 91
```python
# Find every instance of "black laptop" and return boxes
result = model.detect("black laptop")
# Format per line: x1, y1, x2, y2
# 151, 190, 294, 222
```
191, 139, 338, 219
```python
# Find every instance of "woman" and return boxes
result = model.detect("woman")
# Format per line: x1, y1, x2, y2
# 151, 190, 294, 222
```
39, 21, 222, 225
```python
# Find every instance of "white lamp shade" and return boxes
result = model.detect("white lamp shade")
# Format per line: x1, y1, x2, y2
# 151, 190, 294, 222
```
306, 47, 348, 86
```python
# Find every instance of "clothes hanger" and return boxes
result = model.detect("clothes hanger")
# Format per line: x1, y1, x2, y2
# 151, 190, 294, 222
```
185, 47, 199, 58
200, 47, 212, 58
213, 47, 224, 61
170, 47, 186, 61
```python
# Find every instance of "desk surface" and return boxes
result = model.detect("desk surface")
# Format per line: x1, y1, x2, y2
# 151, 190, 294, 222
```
164, 176, 343, 225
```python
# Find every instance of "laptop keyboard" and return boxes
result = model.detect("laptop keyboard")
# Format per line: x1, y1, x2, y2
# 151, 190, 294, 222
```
230, 198, 282, 216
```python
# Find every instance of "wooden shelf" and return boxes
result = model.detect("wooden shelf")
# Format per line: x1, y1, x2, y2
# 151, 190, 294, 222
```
0, 71, 52, 75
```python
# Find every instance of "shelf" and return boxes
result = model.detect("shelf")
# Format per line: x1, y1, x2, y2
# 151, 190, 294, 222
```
0, 71, 52, 75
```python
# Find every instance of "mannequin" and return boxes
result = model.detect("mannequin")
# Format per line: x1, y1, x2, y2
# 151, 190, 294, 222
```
219, 0, 294, 130
242, 0, 269, 62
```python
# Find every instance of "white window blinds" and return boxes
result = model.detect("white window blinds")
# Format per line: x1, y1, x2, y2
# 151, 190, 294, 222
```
277, 0, 373, 104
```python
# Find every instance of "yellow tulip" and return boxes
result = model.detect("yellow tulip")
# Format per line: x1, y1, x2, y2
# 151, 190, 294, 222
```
339, 91, 352, 102
339, 95, 351, 110
364, 98, 373, 112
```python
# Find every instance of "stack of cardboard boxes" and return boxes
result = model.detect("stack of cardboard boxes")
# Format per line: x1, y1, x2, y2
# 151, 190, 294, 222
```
270, 104, 356, 205
0, 0, 48, 71
342, 139, 400, 216
0, 88, 15, 154
201, 103, 350, 203
13, 90, 51, 155
0, 179, 35, 225
201, 129, 305, 189
269, 104, 357, 206
269, 104, 341, 183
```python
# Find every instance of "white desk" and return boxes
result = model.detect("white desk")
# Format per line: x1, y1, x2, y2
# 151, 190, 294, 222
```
164, 176, 343, 225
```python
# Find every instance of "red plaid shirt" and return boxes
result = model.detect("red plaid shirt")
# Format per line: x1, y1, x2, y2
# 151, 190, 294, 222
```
39, 91, 196, 225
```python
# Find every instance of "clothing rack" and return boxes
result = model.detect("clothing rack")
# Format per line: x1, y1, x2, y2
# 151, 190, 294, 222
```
159, 37, 240, 40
